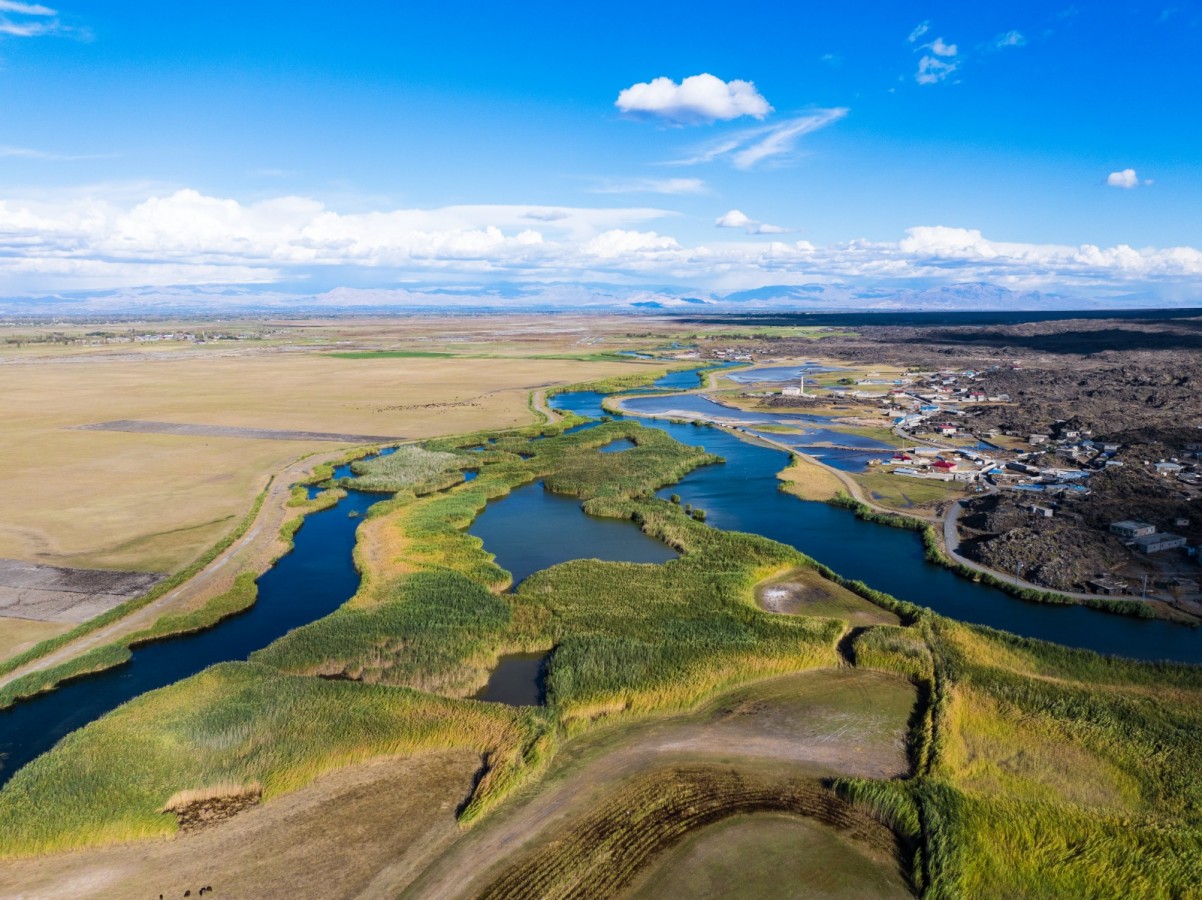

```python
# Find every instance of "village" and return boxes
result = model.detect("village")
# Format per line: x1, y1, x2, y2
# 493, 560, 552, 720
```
696, 346, 1202, 611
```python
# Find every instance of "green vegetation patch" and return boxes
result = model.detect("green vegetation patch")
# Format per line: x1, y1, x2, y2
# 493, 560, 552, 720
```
853, 470, 969, 512
347, 445, 467, 494
0, 661, 539, 857
252, 570, 512, 696
326, 350, 457, 359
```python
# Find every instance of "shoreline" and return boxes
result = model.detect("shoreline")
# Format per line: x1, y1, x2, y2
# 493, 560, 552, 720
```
602, 393, 1190, 623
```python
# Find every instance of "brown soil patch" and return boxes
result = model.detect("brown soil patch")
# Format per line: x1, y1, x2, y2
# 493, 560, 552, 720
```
171, 791, 262, 833
407, 669, 916, 900
477, 767, 905, 900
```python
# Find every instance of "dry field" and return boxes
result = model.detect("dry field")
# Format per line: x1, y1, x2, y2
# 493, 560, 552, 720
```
0, 619, 70, 662
776, 455, 847, 502
0, 316, 664, 575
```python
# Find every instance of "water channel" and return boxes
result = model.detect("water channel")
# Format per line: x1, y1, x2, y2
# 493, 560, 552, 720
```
0, 460, 395, 787
550, 382, 1202, 665
2, 363, 1198, 791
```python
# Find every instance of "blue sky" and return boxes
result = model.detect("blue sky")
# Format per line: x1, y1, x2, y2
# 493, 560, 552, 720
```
2, 1, 1200, 307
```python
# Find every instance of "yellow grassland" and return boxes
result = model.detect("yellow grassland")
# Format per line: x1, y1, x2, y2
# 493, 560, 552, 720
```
0, 325, 660, 573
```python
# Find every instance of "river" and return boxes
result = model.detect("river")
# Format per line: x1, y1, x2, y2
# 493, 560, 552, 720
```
2, 365, 1198, 790
549, 377, 1202, 665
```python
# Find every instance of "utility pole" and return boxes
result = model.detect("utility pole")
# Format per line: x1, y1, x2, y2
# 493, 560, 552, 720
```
1141, 573, 1149, 599
1015, 561, 1024, 586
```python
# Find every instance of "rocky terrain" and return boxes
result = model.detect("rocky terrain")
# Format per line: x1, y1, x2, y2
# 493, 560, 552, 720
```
957, 495, 1134, 592
700, 313, 1202, 597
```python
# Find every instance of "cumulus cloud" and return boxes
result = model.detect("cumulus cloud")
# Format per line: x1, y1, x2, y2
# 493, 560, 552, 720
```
916, 55, 959, 84
589, 177, 707, 195
715, 209, 754, 229
715, 209, 789, 234
673, 109, 847, 169
1106, 168, 1145, 188
615, 73, 771, 125
927, 37, 958, 56
1, 188, 1200, 300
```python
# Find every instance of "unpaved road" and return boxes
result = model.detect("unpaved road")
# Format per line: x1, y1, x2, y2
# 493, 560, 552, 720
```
0, 444, 376, 692
406, 668, 914, 900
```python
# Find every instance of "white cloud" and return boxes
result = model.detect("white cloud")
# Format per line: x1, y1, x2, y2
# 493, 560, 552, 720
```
0, 145, 112, 161
0, 0, 71, 37
908, 21, 930, 42
615, 73, 771, 125
927, 37, 958, 57
673, 109, 847, 169
1106, 168, 1141, 188
992, 30, 1026, 49
589, 177, 707, 195
715, 209, 789, 234
916, 55, 960, 84
0, 1, 57, 13
715, 209, 754, 229
1, 188, 1200, 300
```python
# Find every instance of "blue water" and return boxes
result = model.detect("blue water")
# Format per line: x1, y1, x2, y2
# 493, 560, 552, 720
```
618, 393, 894, 472
551, 388, 1202, 664
724, 363, 838, 383
599, 438, 637, 453
468, 481, 677, 586
0, 483, 383, 787
3, 364, 1198, 791
472, 652, 547, 706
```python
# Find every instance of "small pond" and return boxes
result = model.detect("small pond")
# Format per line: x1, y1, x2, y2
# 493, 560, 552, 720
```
473, 652, 548, 706
468, 481, 678, 586
599, 438, 637, 453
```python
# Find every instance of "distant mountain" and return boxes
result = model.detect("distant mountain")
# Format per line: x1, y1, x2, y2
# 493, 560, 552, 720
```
0, 280, 1187, 317
714, 282, 1100, 310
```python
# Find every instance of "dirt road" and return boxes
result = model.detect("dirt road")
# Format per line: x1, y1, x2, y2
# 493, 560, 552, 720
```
0, 444, 376, 692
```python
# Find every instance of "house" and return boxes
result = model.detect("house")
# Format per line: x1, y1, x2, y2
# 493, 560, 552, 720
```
1111, 520, 1157, 539
932, 460, 957, 472
1155, 462, 1184, 476
935, 424, 958, 436
1029, 434, 1049, 445
891, 453, 914, 462
1088, 576, 1128, 596
1024, 504, 1055, 517
1131, 533, 1188, 554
